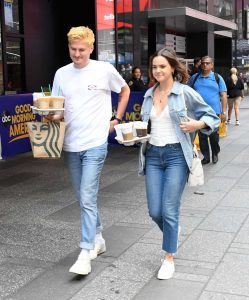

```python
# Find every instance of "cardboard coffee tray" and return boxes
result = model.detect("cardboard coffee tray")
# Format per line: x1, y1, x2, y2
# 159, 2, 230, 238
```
115, 134, 150, 146
31, 106, 65, 116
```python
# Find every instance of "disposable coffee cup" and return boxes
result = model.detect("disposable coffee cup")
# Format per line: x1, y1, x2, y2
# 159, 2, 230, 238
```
33, 92, 44, 101
134, 121, 148, 137
49, 96, 65, 109
121, 123, 134, 141
35, 96, 50, 109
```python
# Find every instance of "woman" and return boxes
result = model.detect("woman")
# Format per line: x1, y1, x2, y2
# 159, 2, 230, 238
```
127, 66, 147, 91
138, 48, 220, 280
225, 67, 244, 125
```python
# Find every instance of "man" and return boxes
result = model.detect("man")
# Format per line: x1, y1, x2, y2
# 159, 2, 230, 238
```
120, 64, 126, 79
189, 57, 201, 76
125, 63, 132, 79
127, 66, 147, 92
188, 56, 227, 164
48, 26, 130, 275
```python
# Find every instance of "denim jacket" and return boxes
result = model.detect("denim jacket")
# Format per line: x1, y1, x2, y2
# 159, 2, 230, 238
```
138, 81, 220, 176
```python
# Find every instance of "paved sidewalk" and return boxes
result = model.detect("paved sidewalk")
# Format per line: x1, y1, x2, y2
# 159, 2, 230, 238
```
1, 98, 249, 300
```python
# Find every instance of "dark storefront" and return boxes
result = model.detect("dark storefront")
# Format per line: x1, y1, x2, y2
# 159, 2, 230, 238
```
0, 0, 248, 94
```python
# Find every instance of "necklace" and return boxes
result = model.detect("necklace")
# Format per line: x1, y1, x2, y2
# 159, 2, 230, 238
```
157, 86, 171, 103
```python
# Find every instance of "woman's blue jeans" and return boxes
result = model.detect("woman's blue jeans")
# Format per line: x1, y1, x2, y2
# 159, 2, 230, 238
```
145, 143, 189, 254
64, 142, 108, 250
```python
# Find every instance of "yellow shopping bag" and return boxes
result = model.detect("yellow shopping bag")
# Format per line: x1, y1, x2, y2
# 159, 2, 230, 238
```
219, 120, 227, 137
194, 133, 200, 151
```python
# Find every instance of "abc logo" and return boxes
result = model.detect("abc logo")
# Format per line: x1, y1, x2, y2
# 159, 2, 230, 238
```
1, 110, 11, 127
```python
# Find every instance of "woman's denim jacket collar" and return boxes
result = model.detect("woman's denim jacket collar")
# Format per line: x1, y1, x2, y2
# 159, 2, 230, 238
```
138, 81, 220, 176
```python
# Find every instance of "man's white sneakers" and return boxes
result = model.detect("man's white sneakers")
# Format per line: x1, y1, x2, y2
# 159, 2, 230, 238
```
157, 259, 175, 280
89, 241, 106, 260
69, 257, 91, 275
69, 241, 106, 275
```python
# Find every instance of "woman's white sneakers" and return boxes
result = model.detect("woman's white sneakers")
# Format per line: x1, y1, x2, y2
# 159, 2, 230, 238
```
157, 259, 175, 280
227, 119, 240, 126
157, 226, 180, 279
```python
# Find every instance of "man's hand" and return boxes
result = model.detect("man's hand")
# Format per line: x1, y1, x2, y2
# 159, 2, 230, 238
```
220, 112, 227, 122
109, 119, 119, 133
44, 113, 64, 122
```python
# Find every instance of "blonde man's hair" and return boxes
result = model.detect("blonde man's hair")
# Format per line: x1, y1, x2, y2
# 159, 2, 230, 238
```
67, 26, 95, 45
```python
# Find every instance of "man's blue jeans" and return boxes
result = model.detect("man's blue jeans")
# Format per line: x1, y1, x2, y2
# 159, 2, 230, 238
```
64, 142, 108, 250
145, 143, 189, 254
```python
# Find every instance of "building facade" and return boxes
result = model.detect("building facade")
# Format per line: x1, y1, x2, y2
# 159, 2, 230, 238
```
0, 0, 248, 94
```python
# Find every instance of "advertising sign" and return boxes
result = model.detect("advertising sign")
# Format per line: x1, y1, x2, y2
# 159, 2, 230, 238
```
96, 0, 116, 63
0, 92, 146, 157
175, 36, 186, 53
0, 94, 40, 159
117, 0, 152, 13
96, 0, 115, 31
165, 34, 175, 51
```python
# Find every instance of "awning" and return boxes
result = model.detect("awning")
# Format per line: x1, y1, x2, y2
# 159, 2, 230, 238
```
148, 7, 237, 32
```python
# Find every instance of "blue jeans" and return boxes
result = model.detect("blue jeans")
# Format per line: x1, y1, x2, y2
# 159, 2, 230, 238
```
145, 143, 189, 254
64, 142, 108, 250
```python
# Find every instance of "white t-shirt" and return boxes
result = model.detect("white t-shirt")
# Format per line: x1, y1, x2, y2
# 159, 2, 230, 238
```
52, 60, 126, 152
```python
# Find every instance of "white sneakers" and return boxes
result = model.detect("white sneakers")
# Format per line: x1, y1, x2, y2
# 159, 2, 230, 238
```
69, 256, 91, 275
69, 240, 106, 275
157, 259, 175, 280
227, 119, 240, 126
89, 241, 106, 260
157, 226, 180, 280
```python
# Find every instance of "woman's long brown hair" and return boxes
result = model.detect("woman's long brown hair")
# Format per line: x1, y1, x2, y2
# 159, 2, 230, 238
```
148, 48, 189, 84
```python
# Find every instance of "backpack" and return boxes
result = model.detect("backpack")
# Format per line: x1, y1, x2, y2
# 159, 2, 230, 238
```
190, 72, 220, 89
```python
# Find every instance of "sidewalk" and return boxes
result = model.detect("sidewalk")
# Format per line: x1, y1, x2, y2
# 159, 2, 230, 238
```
1, 97, 249, 300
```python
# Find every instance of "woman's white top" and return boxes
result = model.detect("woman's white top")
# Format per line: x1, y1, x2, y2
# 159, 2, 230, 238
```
149, 105, 179, 146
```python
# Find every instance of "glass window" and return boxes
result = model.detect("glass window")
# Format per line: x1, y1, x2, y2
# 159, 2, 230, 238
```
6, 40, 23, 92
213, 0, 235, 20
233, 0, 249, 80
150, 0, 207, 13
4, 0, 20, 33
117, 0, 133, 78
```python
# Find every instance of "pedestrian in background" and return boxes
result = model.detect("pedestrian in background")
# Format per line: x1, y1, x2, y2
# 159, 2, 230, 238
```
239, 72, 245, 82
48, 26, 130, 275
127, 66, 147, 92
120, 64, 126, 79
125, 63, 133, 79
226, 67, 244, 125
189, 57, 201, 76
139, 48, 219, 280
188, 56, 227, 165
